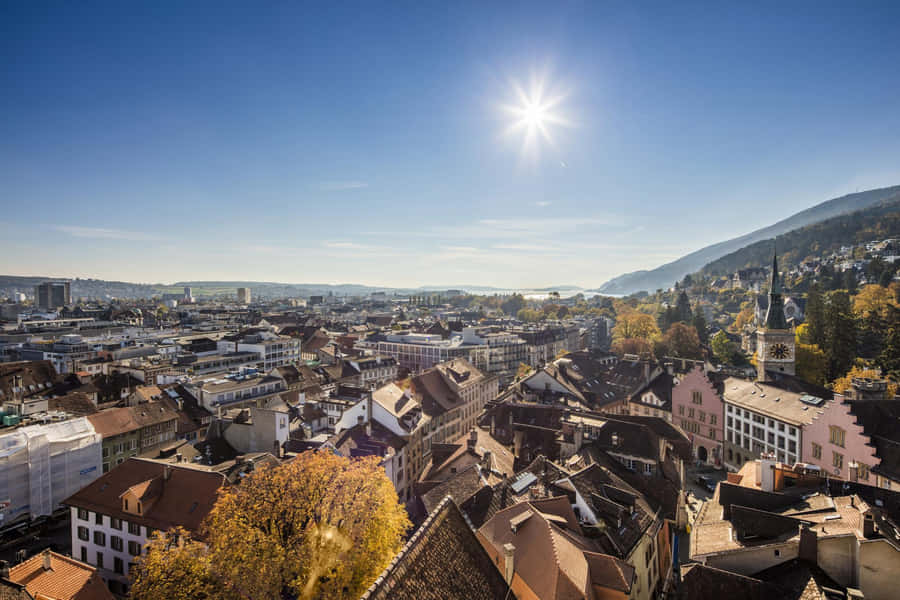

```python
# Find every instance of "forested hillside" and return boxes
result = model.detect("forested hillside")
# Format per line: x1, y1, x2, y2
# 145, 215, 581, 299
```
699, 196, 900, 277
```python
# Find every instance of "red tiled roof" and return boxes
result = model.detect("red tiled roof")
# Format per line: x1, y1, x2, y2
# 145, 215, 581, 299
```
8, 551, 114, 600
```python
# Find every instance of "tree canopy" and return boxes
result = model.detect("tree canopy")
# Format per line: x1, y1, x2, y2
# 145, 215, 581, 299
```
130, 451, 410, 600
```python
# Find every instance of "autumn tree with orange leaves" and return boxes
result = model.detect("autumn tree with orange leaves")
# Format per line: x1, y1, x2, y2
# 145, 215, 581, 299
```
129, 451, 410, 600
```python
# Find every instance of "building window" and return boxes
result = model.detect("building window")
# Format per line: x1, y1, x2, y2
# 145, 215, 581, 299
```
114, 557, 124, 575
858, 463, 870, 480
128, 522, 141, 536
111, 518, 122, 530
81, 547, 87, 563
710, 415, 717, 426
830, 426, 846, 448
812, 443, 822, 459
688, 408, 694, 418
128, 541, 142, 556
112, 536, 123, 552
692, 391, 702, 405
678, 405, 685, 416
93, 531, 106, 546
833, 452, 844, 470
709, 429, 716, 440
727, 405, 733, 413
788, 440, 796, 454
78, 508, 89, 521
77, 526, 89, 541
95, 512, 102, 525
644, 463, 653, 475
699, 411, 706, 423
96, 552, 104, 569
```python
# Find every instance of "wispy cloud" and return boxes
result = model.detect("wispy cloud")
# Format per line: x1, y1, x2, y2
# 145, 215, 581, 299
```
317, 181, 369, 191
535, 201, 551, 207
323, 241, 369, 249
54, 225, 160, 241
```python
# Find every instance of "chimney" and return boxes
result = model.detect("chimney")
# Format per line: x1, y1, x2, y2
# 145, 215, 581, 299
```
665, 362, 674, 376
642, 361, 650, 383
758, 453, 776, 492
366, 393, 373, 437
799, 523, 817, 563
175, 453, 182, 463
467, 429, 478, 452
862, 510, 877, 538
42, 550, 51, 572
163, 465, 172, 482
503, 543, 515, 584
0, 560, 8, 579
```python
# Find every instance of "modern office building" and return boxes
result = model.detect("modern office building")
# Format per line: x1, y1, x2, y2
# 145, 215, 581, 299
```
34, 281, 71, 310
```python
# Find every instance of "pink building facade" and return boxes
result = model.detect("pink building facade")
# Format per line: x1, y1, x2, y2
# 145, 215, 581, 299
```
672, 366, 724, 466
801, 395, 880, 484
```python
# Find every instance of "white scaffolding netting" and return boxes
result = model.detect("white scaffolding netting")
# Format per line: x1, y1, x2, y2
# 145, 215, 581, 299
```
0, 417, 102, 522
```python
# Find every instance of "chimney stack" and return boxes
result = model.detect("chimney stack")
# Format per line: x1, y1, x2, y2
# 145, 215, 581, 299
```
42, 550, 51, 572
642, 361, 650, 383
163, 465, 172, 482
366, 393, 374, 437
799, 523, 817, 563
862, 510, 877, 538
467, 429, 477, 452
503, 543, 515, 584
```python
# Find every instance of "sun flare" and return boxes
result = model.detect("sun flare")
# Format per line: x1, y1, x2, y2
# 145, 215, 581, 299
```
500, 72, 572, 160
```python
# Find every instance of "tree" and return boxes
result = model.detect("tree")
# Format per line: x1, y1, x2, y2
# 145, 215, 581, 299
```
711, 330, 740, 365
515, 363, 533, 379
692, 307, 709, 346
795, 343, 828, 386
516, 308, 541, 323
805, 284, 826, 347
675, 291, 692, 324
612, 312, 661, 343
733, 305, 755, 332
611, 337, 654, 358
833, 366, 898, 398
501, 294, 526, 316
130, 452, 410, 600
660, 323, 702, 359
824, 291, 857, 381
878, 305, 900, 379
853, 284, 895, 319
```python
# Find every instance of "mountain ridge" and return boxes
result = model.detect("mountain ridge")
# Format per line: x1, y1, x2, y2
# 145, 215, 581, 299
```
596, 184, 900, 295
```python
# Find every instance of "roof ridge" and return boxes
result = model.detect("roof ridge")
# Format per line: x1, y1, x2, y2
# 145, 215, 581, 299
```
360, 495, 454, 600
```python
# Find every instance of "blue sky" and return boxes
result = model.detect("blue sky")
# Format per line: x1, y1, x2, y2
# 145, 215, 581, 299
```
2, 2, 900, 288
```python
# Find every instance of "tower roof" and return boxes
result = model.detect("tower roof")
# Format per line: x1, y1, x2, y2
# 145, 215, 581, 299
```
764, 250, 788, 330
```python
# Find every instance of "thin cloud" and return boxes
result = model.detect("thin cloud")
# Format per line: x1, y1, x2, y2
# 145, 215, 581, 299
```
54, 225, 160, 241
317, 181, 369, 191
323, 241, 368, 249
535, 201, 551, 207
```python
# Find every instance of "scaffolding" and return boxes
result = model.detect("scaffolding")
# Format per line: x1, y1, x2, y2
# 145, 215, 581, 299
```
0, 417, 102, 525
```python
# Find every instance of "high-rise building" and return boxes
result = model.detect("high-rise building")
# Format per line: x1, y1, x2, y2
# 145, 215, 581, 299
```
183, 286, 193, 302
34, 281, 71, 310
237, 287, 251, 304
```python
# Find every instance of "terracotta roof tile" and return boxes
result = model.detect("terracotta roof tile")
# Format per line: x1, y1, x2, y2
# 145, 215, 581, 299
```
8, 551, 114, 600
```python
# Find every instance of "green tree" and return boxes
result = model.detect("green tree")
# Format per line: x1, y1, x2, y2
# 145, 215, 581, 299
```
805, 284, 826, 347
878, 305, 900, 379
675, 291, 692, 324
824, 291, 857, 381
501, 294, 526, 316
711, 330, 738, 365
795, 342, 828, 386
692, 307, 709, 346
130, 452, 410, 600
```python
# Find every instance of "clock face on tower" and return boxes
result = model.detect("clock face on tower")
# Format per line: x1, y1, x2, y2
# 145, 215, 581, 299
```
769, 343, 791, 359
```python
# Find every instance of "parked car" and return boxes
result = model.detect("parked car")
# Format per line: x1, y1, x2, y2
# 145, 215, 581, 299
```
695, 475, 716, 493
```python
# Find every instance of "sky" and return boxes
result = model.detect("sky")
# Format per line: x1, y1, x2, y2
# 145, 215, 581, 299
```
2, 1, 900, 289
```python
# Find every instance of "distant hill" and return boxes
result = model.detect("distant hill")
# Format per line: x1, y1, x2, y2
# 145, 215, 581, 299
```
595, 184, 900, 295
698, 196, 900, 277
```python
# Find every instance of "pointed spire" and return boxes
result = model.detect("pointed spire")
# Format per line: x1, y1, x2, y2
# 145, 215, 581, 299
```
764, 243, 788, 329
769, 248, 781, 295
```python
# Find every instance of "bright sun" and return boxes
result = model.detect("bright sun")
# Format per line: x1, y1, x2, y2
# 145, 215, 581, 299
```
500, 72, 571, 160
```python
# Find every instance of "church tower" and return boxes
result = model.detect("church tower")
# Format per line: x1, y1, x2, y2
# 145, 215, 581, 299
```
756, 252, 795, 381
